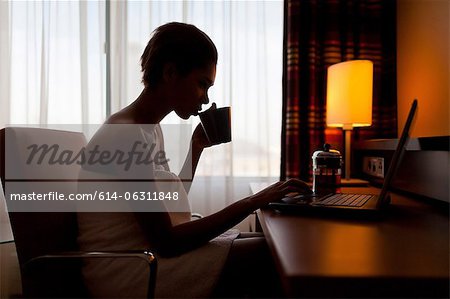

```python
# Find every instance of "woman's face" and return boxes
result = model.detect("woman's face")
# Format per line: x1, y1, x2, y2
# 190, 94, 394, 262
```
171, 63, 216, 119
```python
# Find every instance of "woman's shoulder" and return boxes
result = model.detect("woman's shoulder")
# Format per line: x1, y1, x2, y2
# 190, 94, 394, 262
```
105, 109, 136, 124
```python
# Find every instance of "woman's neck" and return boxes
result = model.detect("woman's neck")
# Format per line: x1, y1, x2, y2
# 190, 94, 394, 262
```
130, 87, 172, 124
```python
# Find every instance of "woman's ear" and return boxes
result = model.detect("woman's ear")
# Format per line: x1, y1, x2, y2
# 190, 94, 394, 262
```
162, 62, 178, 83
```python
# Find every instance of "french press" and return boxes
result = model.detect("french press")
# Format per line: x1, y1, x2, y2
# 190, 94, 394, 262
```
312, 144, 342, 195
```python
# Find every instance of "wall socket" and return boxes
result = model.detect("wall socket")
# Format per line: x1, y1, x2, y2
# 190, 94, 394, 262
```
363, 156, 384, 178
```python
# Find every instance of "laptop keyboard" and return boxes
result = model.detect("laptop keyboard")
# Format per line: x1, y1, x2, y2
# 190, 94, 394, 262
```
315, 194, 374, 207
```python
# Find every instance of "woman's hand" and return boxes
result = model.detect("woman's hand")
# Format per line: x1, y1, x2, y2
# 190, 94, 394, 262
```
192, 103, 216, 150
248, 179, 312, 209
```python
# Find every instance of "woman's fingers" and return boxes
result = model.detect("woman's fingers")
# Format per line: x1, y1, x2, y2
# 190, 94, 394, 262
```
251, 179, 312, 208
207, 102, 217, 111
287, 178, 310, 188
279, 185, 308, 196
264, 180, 311, 196
280, 178, 312, 193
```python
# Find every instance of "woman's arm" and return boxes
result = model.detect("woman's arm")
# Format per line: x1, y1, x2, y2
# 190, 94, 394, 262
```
135, 179, 310, 257
178, 124, 210, 193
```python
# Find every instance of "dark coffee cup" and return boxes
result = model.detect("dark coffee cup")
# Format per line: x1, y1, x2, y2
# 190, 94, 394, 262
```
199, 107, 232, 145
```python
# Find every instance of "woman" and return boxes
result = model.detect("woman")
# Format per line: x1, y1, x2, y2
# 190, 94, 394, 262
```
77, 22, 310, 298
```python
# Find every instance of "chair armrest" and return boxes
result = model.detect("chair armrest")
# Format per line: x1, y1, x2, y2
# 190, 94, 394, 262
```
24, 250, 157, 298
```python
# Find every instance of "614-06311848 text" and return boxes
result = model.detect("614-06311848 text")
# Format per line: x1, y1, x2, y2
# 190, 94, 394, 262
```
98, 191, 179, 201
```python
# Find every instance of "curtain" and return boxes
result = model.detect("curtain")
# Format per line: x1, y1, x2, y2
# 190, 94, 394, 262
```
0, 1, 283, 222
0, 1, 11, 128
109, 1, 283, 179
281, 0, 397, 181
107, 1, 283, 219
0, 1, 105, 127
0, 1, 283, 178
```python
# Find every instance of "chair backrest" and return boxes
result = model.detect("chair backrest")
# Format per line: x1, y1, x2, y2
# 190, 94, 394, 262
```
1, 127, 88, 297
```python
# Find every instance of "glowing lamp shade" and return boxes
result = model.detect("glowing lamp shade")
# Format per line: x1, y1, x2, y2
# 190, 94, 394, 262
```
326, 60, 373, 182
326, 60, 373, 129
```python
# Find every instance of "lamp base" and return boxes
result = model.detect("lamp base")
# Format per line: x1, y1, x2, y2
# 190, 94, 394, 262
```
340, 178, 369, 186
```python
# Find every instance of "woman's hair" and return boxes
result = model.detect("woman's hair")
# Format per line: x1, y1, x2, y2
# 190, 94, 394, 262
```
141, 22, 218, 88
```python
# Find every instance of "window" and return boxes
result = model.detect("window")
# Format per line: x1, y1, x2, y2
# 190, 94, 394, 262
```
1, 0, 283, 177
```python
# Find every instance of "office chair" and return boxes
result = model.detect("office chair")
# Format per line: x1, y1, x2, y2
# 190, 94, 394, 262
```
0, 127, 157, 298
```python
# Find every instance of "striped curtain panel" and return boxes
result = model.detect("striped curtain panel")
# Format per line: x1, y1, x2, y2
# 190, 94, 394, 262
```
281, 0, 397, 181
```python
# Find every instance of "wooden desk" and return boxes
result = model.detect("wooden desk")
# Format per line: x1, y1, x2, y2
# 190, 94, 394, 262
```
256, 187, 449, 298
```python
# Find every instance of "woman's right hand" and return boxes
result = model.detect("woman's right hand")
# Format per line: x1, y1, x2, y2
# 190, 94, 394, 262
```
248, 179, 311, 209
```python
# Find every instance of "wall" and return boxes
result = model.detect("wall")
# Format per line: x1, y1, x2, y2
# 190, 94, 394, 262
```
397, 0, 449, 137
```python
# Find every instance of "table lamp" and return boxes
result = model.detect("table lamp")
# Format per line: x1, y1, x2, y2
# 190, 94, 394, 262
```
326, 60, 373, 184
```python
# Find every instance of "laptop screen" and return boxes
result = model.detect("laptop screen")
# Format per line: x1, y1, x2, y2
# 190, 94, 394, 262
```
378, 99, 417, 205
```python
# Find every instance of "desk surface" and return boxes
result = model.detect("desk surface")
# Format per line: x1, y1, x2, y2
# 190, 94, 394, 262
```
256, 187, 449, 297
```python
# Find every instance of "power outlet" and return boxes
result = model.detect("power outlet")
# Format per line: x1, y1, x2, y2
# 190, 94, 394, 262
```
363, 157, 384, 178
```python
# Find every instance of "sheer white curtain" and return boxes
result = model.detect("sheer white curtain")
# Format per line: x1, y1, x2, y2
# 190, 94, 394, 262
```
0, 1, 105, 241
0, 1, 283, 222
0, 1, 11, 127
110, 1, 283, 179
1, 1, 282, 176
0, 1, 105, 127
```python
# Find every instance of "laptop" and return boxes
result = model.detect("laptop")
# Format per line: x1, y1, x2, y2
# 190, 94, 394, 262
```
269, 99, 418, 216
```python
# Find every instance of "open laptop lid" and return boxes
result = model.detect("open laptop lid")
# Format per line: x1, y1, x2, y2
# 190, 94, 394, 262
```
377, 99, 418, 207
